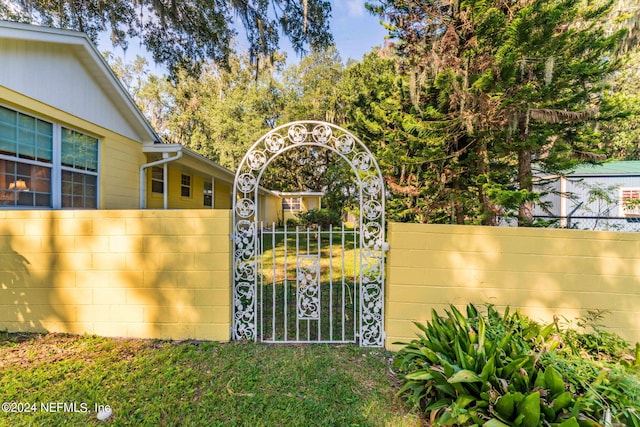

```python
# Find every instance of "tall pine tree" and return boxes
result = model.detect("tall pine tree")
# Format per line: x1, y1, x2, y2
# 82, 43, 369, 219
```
367, 0, 628, 224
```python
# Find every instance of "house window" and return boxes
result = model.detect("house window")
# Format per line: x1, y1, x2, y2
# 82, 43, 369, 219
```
181, 174, 191, 198
204, 180, 213, 207
61, 128, 98, 208
0, 106, 52, 207
282, 197, 301, 211
621, 188, 640, 216
151, 166, 164, 194
0, 105, 100, 209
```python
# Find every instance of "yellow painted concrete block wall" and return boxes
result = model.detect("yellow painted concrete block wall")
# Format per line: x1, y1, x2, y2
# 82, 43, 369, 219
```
0, 210, 231, 341
386, 223, 640, 350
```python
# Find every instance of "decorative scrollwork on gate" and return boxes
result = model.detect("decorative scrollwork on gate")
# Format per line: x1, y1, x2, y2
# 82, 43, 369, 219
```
296, 255, 321, 319
232, 121, 386, 347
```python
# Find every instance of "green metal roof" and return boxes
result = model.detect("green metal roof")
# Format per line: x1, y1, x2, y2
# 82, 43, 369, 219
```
569, 161, 640, 176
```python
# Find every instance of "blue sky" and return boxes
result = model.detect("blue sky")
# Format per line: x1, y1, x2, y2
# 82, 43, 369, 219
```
236, 1, 389, 63
315, 1, 389, 61
101, 1, 389, 72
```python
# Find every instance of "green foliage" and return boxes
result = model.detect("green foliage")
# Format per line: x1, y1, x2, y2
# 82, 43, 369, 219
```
106, 52, 283, 170
394, 304, 640, 426
285, 218, 298, 228
295, 208, 341, 229
362, 0, 631, 225
4, 0, 333, 76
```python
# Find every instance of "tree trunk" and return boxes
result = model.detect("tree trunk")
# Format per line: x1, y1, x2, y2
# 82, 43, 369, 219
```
518, 149, 534, 226
477, 140, 495, 225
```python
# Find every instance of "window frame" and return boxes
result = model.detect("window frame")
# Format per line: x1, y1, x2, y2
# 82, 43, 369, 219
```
282, 196, 302, 211
181, 173, 192, 198
620, 187, 640, 217
203, 179, 213, 207
151, 166, 164, 195
60, 126, 99, 209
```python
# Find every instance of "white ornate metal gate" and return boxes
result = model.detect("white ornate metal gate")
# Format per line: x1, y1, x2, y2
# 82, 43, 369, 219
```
232, 121, 386, 347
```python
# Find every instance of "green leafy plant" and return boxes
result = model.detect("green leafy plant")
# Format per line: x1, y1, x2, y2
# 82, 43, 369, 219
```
295, 208, 341, 229
394, 304, 640, 426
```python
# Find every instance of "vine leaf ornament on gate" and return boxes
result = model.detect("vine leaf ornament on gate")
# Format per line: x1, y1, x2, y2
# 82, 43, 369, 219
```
232, 121, 387, 347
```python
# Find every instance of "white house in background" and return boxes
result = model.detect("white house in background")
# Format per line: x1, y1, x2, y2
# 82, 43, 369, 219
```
533, 161, 640, 229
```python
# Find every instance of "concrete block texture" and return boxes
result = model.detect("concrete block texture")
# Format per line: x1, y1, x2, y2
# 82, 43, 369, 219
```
386, 223, 640, 350
0, 210, 231, 341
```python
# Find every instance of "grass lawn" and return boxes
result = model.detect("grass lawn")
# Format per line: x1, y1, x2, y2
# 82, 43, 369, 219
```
0, 333, 422, 426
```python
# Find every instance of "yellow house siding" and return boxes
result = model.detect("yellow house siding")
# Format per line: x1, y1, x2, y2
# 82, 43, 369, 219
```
260, 194, 281, 225
214, 181, 231, 209
1, 87, 145, 209
146, 163, 232, 210
0, 209, 231, 341
385, 223, 640, 350
100, 134, 146, 209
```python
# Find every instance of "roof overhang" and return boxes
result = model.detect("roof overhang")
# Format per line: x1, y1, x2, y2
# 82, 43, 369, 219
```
271, 191, 326, 197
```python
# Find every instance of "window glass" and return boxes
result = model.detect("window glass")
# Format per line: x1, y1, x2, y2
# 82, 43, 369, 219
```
61, 128, 98, 172
61, 171, 97, 208
181, 174, 191, 198
0, 106, 52, 162
0, 159, 51, 207
204, 180, 212, 207
282, 197, 301, 211
151, 166, 164, 194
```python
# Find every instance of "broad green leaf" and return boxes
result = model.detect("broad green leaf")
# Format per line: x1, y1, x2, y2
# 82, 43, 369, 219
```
518, 391, 540, 427
544, 366, 565, 397
480, 356, 496, 381
557, 417, 580, 427
405, 370, 433, 381
484, 419, 511, 427
448, 369, 483, 383
455, 394, 475, 409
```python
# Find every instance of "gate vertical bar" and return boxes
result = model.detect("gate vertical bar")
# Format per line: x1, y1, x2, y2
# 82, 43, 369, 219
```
306, 226, 310, 341
271, 223, 276, 340
259, 221, 264, 342
353, 226, 357, 342
341, 222, 346, 341
329, 226, 333, 342
317, 226, 322, 340
283, 221, 288, 341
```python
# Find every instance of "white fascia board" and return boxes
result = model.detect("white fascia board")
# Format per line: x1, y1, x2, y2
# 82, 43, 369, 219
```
142, 143, 183, 153
271, 191, 326, 197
